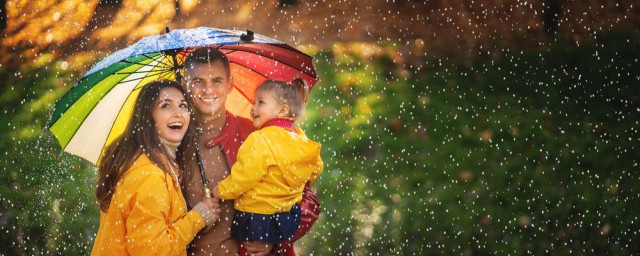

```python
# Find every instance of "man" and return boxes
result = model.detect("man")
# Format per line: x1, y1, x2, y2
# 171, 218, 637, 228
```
181, 47, 320, 256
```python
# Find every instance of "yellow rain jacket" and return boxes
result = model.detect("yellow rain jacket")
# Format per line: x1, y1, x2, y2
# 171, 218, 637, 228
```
91, 153, 205, 256
218, 126, 323, 215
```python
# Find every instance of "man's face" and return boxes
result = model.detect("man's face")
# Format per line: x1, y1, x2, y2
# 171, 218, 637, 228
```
184, 61, 233, 119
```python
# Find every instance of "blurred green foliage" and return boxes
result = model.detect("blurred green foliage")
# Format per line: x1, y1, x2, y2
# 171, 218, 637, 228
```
0, 65, 99, 255
300, 30, 640, 255
1, 30, 639, 255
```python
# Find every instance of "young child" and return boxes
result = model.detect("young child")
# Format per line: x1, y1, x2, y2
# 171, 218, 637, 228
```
212, 78, 323, 253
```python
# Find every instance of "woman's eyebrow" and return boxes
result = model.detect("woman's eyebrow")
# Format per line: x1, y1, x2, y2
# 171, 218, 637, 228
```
158, 98, 174, 103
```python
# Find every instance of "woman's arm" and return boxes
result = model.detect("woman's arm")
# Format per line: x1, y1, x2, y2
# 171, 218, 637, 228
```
122, 170, 206, 255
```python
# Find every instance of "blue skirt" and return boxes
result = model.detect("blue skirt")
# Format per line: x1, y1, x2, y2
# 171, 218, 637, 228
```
231, 204, 301, 244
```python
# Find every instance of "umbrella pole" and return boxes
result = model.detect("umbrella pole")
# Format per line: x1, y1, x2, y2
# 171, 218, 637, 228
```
195, 146, 212, 198
166, 26, 206, 198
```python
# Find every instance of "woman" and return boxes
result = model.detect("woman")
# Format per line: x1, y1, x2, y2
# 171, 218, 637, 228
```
91, 80, 219, 256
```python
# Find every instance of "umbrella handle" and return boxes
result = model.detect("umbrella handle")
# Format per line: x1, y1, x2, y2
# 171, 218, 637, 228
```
204, 187, 212, 198
195, 146, 212, 198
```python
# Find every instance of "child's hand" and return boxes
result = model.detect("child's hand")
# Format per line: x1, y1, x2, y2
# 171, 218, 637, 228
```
212, 186, 220, 199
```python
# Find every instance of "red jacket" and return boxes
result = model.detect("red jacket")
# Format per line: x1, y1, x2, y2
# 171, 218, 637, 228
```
205, 112, 321, 256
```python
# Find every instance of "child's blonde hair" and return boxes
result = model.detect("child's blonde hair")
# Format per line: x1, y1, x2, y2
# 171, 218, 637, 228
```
255, 78, 309, 119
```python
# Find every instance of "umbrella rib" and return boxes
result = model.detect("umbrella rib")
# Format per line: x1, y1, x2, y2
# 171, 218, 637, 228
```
223, 47, 318, 79
145, 54, 175, 70
141, 53, 170, 64
118, 70, 172, 84
121, 54, 172, 69
178, 51, 189, 65
173, 49, 194, 69
157, 70, 177, 80
122, 60, 162, 68
121, 54, 159, 65
115, 67, 173, 76
117, 61, 174, 83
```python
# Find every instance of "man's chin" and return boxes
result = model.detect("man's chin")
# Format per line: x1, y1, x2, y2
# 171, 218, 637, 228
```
195, 107, 225, 119
195, 103, 218, 113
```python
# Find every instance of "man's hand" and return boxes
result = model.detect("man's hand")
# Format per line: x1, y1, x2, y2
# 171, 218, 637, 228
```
243, 241, 273, 256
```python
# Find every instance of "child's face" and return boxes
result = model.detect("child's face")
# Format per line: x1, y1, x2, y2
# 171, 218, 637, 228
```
250, 91, 287, 128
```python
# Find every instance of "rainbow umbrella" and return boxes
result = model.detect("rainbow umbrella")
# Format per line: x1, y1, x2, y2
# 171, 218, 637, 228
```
47, 27, 317, 164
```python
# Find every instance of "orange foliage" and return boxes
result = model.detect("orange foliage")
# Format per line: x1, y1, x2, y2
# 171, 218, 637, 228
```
0, 0, 637, 70
1, 0, 99, 65
91, 0, 176, 47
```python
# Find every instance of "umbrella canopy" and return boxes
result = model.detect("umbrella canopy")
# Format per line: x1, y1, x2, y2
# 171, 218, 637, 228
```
48, 27, 318, 165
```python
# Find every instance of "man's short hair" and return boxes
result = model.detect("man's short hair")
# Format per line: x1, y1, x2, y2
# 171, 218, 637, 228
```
183, 47, 231, 78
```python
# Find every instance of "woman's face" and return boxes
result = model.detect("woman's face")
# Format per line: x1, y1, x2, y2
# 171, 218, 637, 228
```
152, 87, 190, 144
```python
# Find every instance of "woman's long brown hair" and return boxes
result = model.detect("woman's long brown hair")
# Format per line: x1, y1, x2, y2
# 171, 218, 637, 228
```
95, 80, 197, 212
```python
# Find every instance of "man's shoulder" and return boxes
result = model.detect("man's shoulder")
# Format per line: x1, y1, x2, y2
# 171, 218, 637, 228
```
226, 112, 255, 138
227, 113, 253, 127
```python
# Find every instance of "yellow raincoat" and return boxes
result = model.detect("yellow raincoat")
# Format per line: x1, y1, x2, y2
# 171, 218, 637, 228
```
218, 126, 323, 215
91, 153, 205, 256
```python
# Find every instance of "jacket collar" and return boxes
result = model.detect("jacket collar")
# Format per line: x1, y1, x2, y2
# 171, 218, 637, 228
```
259, 118, 295, 131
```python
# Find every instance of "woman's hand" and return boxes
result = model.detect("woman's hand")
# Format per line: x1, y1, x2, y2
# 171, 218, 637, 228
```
201, 197, 221, 223
192, 197, 220, 228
